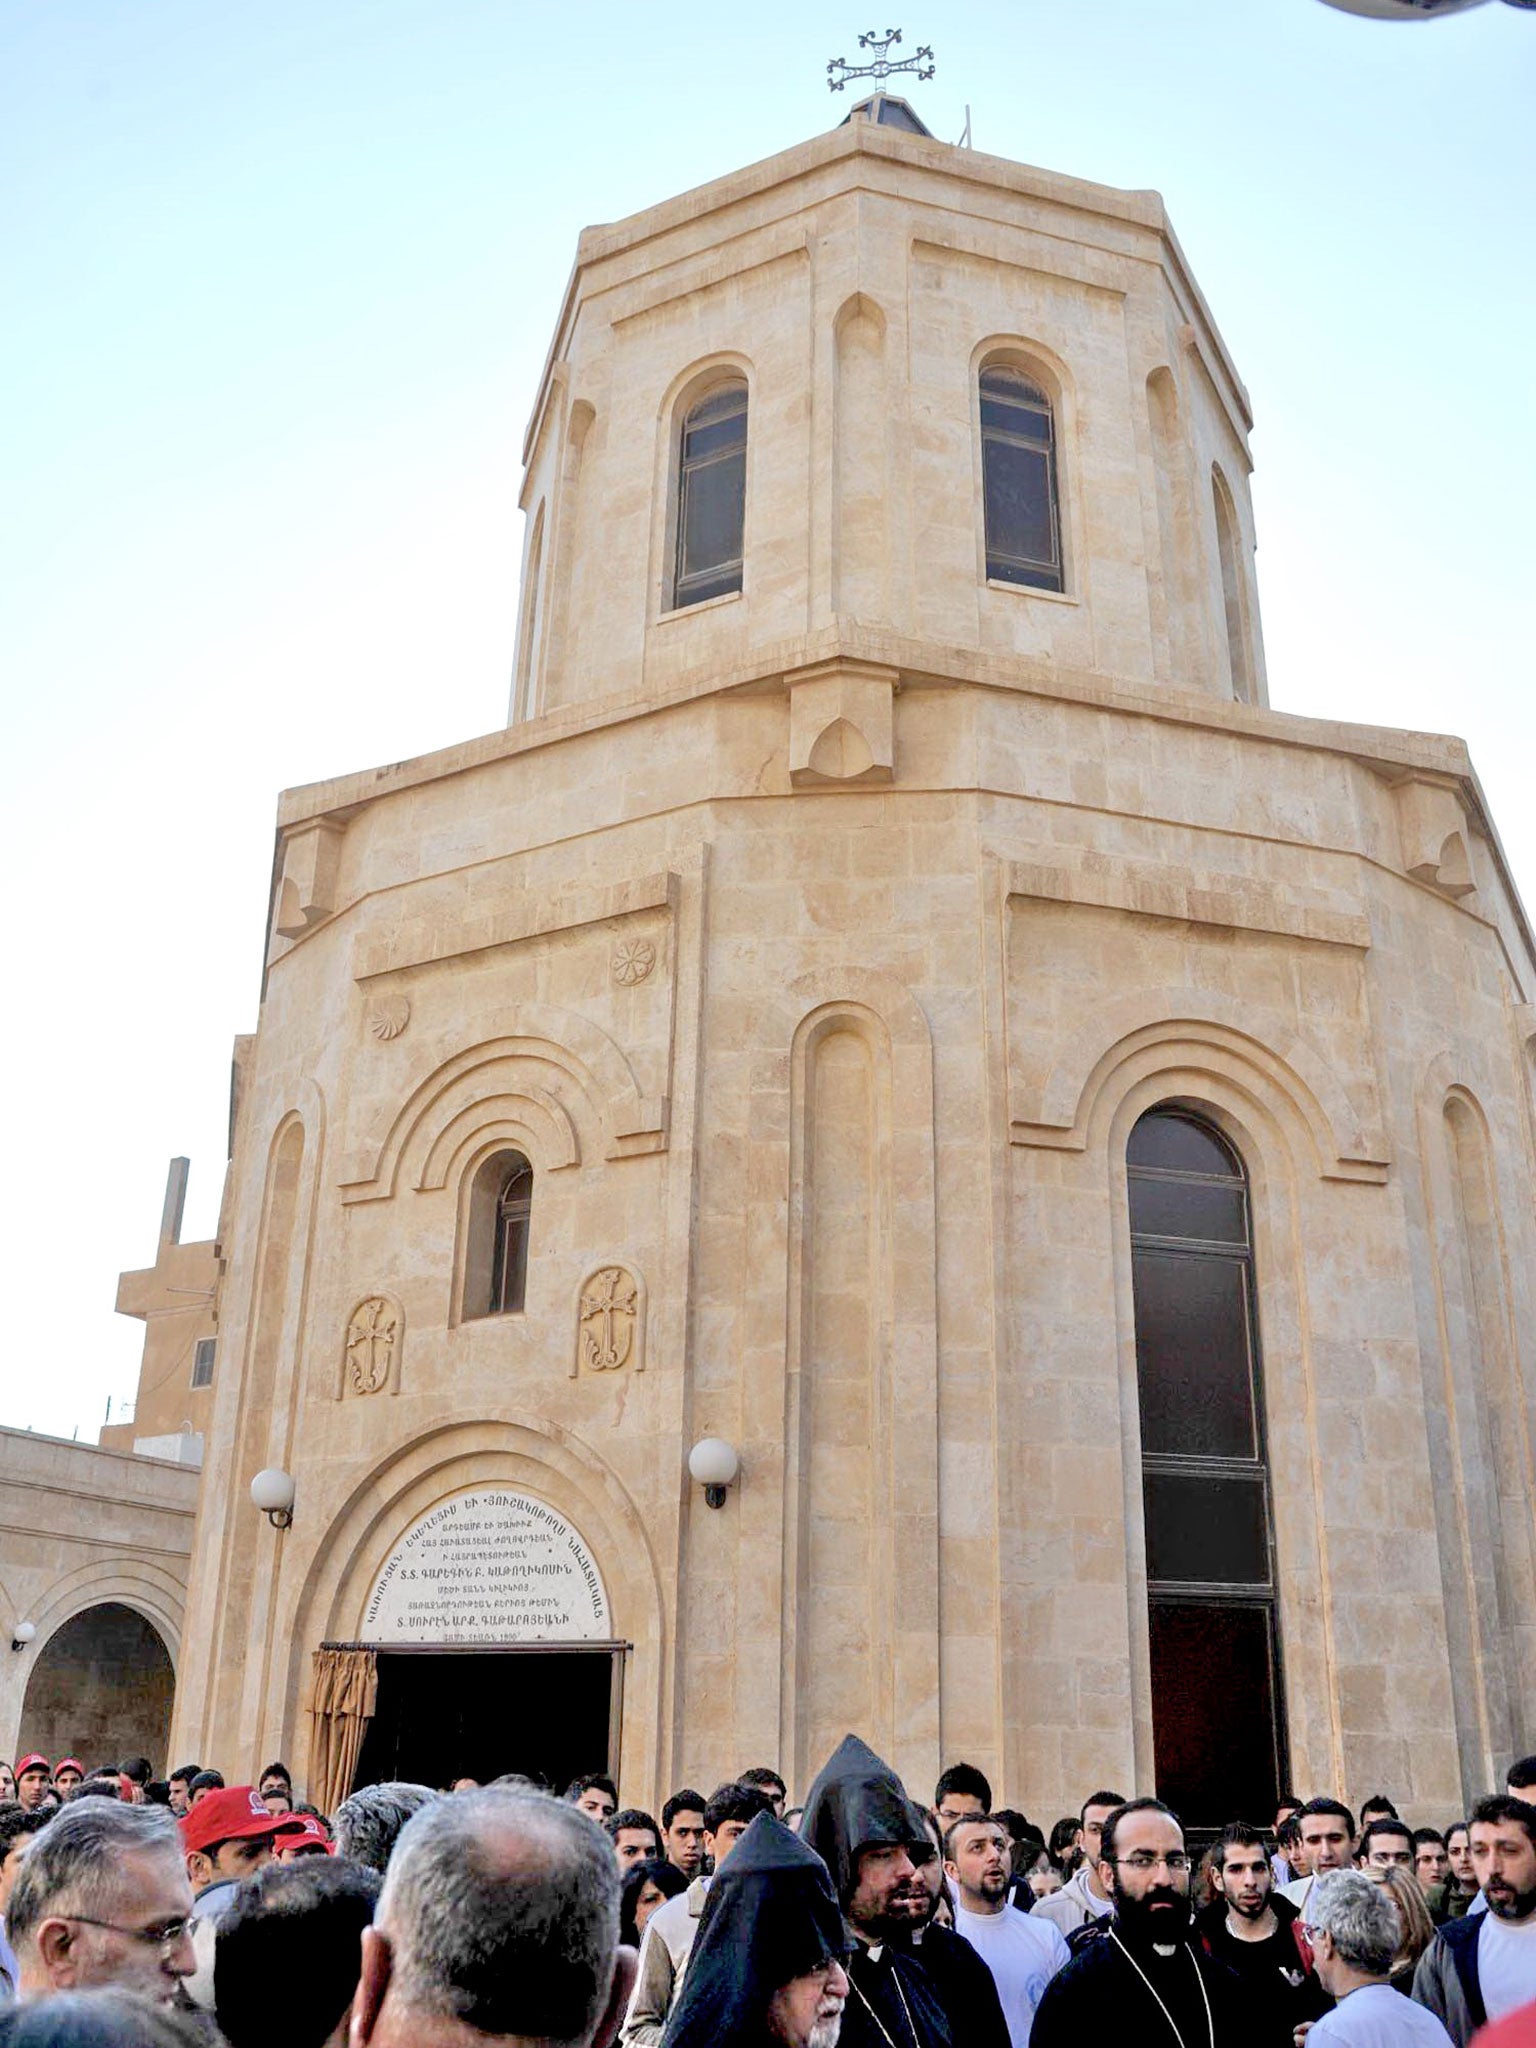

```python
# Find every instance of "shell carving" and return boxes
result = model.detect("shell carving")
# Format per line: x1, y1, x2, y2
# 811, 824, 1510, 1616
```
368, 995, 411, 1041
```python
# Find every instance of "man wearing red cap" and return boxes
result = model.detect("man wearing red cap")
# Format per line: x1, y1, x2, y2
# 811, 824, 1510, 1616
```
273, 1813, 333, 1862
12, 1761, 49, 1816
50, 1762, 84, 1800
179, 1785, 303, 2011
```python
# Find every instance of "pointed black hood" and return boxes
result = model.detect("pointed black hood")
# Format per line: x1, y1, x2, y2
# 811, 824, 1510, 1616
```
797, 1733, 930, 1902
660, 1813, 847, 2048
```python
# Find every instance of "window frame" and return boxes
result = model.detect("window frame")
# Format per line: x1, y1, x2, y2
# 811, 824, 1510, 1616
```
977, 360, 1065, 594
460, 1147, 535, 1323
668, 377, 749, 614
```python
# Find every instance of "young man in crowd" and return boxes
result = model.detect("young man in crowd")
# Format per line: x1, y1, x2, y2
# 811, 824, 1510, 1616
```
659, 1813, 849, 2048
1281, 1799, 1358, 1913
943, 1814, 1069, 2048
1416, 1830, 1451, 1891
566, 1775, 619, 1825
214, 1855, 381, 2048
12, 1764, 50, 1819
0, 1811, 49, 2003
1030, 1790, 1127, 1937
1030, 1799, 1259, 2043
1307, 1870, 1452, 2046
621, 1781, 773, 2047
1358, 1796, 1400, 1831
1439, 1823, 1479, 1921
6, 1801, 195, 2005
607, 1809, 661, 1871
1413, 1795, 1536, 2044
49, 1764, 83, 1802
186, 1771, 224, 1806
1271, 1797, 1303, 1885
1360, 1817, 1416, 1877
738, 1768, 788, 1819
902, 1813, 1011, 2048
351, 1787, 635, 2048
1195, 1821, 1328, 2039
165, 1768, 199, 1819
659, 1791, 708, 1882
932, 1764, 992, 1834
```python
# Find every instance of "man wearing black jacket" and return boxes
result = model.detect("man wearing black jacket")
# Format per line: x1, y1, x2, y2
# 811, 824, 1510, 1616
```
1196, 1822, 1329, 2045
1031, 1799, 1260, 2048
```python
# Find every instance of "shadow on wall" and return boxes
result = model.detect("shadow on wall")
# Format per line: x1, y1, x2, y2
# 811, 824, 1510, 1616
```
20, 1603, 175, 1767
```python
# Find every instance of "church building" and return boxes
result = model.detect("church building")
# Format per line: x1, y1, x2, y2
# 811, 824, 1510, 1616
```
151, 97, 1536, 1822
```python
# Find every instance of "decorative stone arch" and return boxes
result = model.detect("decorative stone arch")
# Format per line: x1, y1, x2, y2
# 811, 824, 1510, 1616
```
22, 1562, 185, 1670
1087, 1053, 1349, 1808
18, 1593, 179, 1770
283, 1415, 668, 1800
339, 1003, 665, 1202
1013, 991, 1388, 1183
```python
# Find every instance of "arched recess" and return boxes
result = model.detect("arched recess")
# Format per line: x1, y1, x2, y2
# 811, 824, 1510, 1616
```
746, 966, 940, 1797
541, 398, 597, 713
1212, 463, 1255, 703
511, 499, 547, 724
1090, 1059, 1344, 1805
339, 1004, 665, 1201
1146, 366, 1202, 687
1013, 993, 1387, 1184
20, 1601, 177, 1769
282, 1417, 668, 1802
1416, 1061, 1536, 1789
832, 294, 890, 625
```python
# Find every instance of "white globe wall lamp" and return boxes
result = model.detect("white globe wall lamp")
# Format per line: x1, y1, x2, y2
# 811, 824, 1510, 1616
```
688, 1438, 740, 1510
250, 1467, 297, 1531
10, 1620, 36, 1653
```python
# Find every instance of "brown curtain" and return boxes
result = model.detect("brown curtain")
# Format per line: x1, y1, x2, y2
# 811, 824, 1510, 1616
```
307, 1647, 377, 1817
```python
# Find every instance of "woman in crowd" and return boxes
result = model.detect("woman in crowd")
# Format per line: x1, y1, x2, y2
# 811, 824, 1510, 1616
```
621, 1856, 688, 1951
1378, 1863, 1436, 1995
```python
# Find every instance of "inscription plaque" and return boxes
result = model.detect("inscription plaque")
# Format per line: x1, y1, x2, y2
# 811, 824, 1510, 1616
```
362, 1488, 610, 1644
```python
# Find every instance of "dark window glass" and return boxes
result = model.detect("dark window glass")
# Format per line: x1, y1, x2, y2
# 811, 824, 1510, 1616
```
1148, 1601, 1283, 1832
491, 1159, 533, 1315
1128, 1173, 1247, 1245
1143, 1467, 1270, 1588
1127, 1111, 1239, 1177
673, 383, 747, 608
190, 1338, 216, 1389
980, 366, 1062, 592
1131, 1248, 1257, 1459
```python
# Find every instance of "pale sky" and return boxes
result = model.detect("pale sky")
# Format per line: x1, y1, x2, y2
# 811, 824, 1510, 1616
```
2, 0, 1532, 1439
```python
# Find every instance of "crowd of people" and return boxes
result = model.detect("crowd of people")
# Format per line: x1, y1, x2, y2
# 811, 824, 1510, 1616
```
0, 1738, 1532, 2047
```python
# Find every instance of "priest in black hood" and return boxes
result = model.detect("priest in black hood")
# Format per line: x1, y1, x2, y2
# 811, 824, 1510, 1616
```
798, 1735, 976, 2048
660, 1812, 850, 2048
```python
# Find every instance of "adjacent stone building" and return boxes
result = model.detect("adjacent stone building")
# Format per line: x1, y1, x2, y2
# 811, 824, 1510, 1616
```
155, 98, 1535, 1821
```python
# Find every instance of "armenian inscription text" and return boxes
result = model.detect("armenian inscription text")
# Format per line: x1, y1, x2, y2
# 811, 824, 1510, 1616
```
362, 1489, 610, 1643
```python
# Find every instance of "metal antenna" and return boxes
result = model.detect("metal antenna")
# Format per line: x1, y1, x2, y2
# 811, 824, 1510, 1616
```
827, 28, 936, 92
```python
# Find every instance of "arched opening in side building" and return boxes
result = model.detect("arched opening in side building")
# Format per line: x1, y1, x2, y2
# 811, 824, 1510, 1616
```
21, 1603, 175, 1768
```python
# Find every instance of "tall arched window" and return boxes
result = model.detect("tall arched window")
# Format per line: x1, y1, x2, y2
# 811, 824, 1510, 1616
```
1212, 466, 1254, 703
980, 364, 1063, 591
463, 1150, 534, 1319
1127, 1107, 1286, 1828
671, 381, 747, 609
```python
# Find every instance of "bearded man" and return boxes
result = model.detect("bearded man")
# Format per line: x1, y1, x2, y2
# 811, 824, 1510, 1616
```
1030, 1799, 1260, 2047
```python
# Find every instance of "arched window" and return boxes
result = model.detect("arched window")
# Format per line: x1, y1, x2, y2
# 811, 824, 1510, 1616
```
1212, 466, 1254, 702
463, 1151, 533, 1319
1127, 1107, 1286, 1828
979, 364, 1063, 592
671, 381, 747, 610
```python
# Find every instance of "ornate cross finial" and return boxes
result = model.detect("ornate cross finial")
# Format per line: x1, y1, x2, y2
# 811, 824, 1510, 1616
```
827, 28, 936, 92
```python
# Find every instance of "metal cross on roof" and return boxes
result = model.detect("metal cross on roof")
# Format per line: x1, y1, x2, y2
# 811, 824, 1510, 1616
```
827, 28, 936, 92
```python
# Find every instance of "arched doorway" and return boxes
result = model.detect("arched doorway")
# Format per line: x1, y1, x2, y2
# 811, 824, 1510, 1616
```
21, 1604, 175, 1769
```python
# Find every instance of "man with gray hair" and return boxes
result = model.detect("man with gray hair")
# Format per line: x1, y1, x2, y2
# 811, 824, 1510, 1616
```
1305, 1870, 1452, 2045
5, 1801, 195, 2006
332, 1781, 439, 1873
350, 1785, 637, 2047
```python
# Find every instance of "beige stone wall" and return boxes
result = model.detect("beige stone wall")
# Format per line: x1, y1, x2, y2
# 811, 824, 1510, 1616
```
0, 1429, 196, 1765
170, 114, 1536, 1824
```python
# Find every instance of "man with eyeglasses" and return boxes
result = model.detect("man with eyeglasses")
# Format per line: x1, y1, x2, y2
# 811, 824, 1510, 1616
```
1031, 1798, 1260, 2047
4, 1800, 195, 2005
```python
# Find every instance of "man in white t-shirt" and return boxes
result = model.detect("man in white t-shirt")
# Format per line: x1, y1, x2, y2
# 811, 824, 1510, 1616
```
1306, 1870, 1452, 2046
944, 1816, 1068, 2048
1414, 1797, 1536, 2046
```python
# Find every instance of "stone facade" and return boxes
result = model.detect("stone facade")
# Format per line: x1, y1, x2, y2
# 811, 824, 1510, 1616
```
164, 105, 1536, 1817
